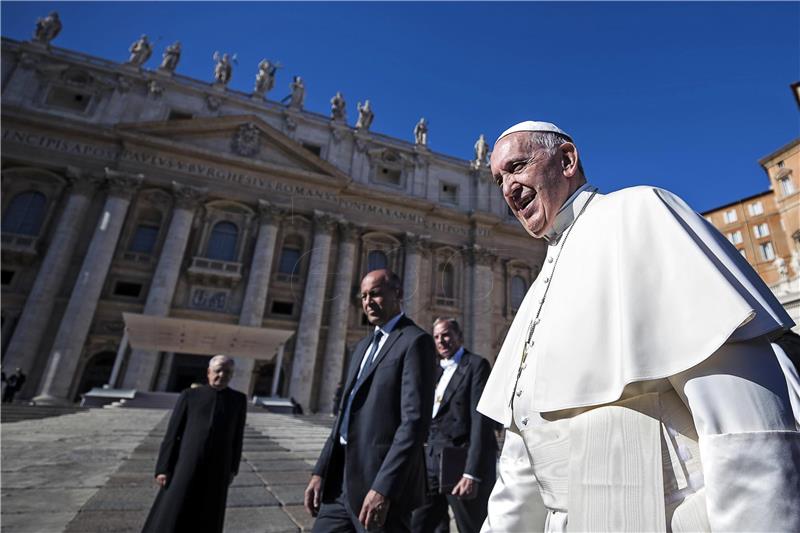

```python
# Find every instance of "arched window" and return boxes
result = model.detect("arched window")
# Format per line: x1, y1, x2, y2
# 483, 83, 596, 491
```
3, 191, 46, 236
206, 221, 238, 261
278, 246, 302, 278
437, 262, 455, 305
511, 275, 527, 311
129, 225, 159, 254
367, 250, 388, 272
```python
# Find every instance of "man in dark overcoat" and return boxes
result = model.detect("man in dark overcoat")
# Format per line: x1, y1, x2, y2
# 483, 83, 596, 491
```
142, 354, 246, 533
304, 269, 437, 532
411, 318, 497, 533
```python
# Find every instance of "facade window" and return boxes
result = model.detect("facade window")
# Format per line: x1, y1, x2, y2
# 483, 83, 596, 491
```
1, 270, 15, 286
113, 280, 143, 298
205, 221, 238, 261
752, 223, 770, 239
167, 109, 193, 120
302, 142, 322, 157
748, 202, 764, 216
3, 191, 47, 236
270, 301, 294, 315
723, 209, 737, 224
779, 177, 796, 196
367, 250, 388, 272
759, 241, 775, 261
440, 183, 459, 205
129, 224, 160, 254
738, 249, 747, 259
278, 247, 301, 278
436, 263, 456, 306
45, 86, 92, 112
777, 161, 785, 168
510, 276, 527, 311
727, 231, 743, 245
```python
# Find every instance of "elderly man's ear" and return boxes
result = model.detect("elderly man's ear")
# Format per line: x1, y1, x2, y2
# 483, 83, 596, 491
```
560, 143, 579, 177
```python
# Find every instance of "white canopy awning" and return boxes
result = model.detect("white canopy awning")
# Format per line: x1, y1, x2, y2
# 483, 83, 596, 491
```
122, 313, 294, 360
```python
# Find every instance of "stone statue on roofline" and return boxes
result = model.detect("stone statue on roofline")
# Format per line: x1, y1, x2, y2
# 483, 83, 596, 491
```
330, 91, 346, 121
286, 75, 305, 108
254, 59, 280, 96
128, 35, 153, 67
33, 11, 62, 45
159, 41, 181, 72
414, 117, 428, 146
356, 100, 374, 131
473, 133, 489, 169
213, 52, 236, 86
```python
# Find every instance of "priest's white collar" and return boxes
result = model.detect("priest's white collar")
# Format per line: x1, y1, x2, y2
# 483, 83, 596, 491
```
543, 183, 598, 244
440, 346, 464, 369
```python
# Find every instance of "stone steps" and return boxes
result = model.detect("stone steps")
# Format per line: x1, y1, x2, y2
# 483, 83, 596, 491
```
1, 404, 87, 424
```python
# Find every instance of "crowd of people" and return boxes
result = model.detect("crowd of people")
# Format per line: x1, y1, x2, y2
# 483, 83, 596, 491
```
142, 120, 800, 532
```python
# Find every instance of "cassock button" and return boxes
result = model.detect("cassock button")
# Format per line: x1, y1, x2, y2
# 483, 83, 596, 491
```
534, 318, 540, 325
516, 389, 523, 397
547, 257, 554, 263
521, 417, 529, 426
539, 298, 545, 304
520, 363, 527, 370
543, 277, 550, 283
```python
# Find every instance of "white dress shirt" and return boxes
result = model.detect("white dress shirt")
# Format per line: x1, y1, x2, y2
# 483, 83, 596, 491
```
432, 347, 464, 418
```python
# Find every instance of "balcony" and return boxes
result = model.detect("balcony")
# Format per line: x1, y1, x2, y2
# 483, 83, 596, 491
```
1, 233, 39, 264
186, 256, 243, 287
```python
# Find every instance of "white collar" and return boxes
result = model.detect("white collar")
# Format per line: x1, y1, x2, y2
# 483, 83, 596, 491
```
543, 183, 598, 244
439, 346, 464, 369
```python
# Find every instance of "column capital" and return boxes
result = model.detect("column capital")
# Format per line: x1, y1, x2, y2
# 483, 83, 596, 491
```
257, 199, 286, 225
404, 232, 430, 253
65, 166, 102, 197
172, 181, 207, 209
313, 210, 338, 234
338, 222, 362, 243
466, 244, 496, 267
104, 167, 143, 199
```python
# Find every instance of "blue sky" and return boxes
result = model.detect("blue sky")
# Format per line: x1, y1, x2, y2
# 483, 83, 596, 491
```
2, 2, 798, 211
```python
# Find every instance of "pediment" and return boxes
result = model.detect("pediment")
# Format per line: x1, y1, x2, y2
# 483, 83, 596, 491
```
115, 114, 347, 183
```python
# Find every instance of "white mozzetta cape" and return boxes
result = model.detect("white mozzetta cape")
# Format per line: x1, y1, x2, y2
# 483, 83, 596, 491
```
479, 186, 793, 424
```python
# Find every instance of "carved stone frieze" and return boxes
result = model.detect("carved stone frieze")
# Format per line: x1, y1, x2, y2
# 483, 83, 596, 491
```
206, 95, 222, 111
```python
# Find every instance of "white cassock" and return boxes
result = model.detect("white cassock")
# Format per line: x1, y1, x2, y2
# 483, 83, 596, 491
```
479, 184, 800, 532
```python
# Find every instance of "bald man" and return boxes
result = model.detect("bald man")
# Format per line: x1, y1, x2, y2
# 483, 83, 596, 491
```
305, 269, 437, 532
143, 355, 247, 533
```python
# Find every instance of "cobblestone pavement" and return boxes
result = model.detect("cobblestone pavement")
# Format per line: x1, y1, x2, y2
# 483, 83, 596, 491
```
1, 407, 333, 533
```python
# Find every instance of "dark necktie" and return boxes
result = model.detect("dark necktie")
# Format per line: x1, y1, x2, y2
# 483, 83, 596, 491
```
339, 330, 384, 444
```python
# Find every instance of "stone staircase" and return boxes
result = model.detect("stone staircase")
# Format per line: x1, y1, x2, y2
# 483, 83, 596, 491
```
0, 403, 87, 424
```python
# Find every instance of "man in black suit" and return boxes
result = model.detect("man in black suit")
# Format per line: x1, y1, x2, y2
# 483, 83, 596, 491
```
305, 269, 436, 532
411, 318, 497, 533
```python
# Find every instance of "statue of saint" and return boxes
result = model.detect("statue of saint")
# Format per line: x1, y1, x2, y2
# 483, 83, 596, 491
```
356, 100, 374, 131
128, 35, 153, 67
160, 41, 181, 72
474, 134, 489, 167
414, 117, 428, 146
33, 11, 61, 45
213, 52, 235, 85
254, 59, 280, 95
774, 256, 789, 282
330, 91, 346, 121
288, 76, 305, 108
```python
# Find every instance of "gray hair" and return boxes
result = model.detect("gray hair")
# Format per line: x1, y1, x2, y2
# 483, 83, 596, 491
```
208, 355, 234, 369
526, 132, 585, 175
432, 317, 463, 339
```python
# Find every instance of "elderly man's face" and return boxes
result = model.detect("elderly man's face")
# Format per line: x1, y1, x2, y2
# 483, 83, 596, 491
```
433, 321, 462, 360
491, 133, 576, 238
207, 361, 234, 389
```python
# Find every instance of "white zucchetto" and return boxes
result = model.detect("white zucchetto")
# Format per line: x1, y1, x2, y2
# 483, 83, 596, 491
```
496, 120, 573, 143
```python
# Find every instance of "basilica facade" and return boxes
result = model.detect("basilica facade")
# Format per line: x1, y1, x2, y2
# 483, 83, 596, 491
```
0, 33, 542, 412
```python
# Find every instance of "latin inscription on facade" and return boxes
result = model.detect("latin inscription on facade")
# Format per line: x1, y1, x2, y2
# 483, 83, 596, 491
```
189, 287, 229, 312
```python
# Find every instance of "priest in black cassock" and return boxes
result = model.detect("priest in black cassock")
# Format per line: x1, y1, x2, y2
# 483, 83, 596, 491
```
142, 355, 247, 533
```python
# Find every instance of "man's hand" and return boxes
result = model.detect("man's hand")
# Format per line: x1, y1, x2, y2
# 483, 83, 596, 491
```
155, 474, 167, 488
304, 475, 323, 517
451, 476, 477, 500
359, 489, 390, 530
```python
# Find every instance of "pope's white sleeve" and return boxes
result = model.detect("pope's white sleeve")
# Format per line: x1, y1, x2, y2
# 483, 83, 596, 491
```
481, 429, 548, 533
669, 337, 800, 532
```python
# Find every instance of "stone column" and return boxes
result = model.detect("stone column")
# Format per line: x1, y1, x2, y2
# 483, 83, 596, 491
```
467, 245, 496, 358
34, 169, 143, 404
228, 200, 283, 395
122, 182, 206, 391
402, 232, 428, 321
4, 169, 99, 388
317, 223, 359, 413
288, 211, 337, 411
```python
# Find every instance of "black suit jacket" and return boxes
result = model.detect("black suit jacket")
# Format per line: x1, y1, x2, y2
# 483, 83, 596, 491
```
313, 315, 437, 515
426, 350, 497, 485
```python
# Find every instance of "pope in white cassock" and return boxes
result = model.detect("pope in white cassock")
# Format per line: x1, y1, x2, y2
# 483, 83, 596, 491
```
478, 121, 800, 532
